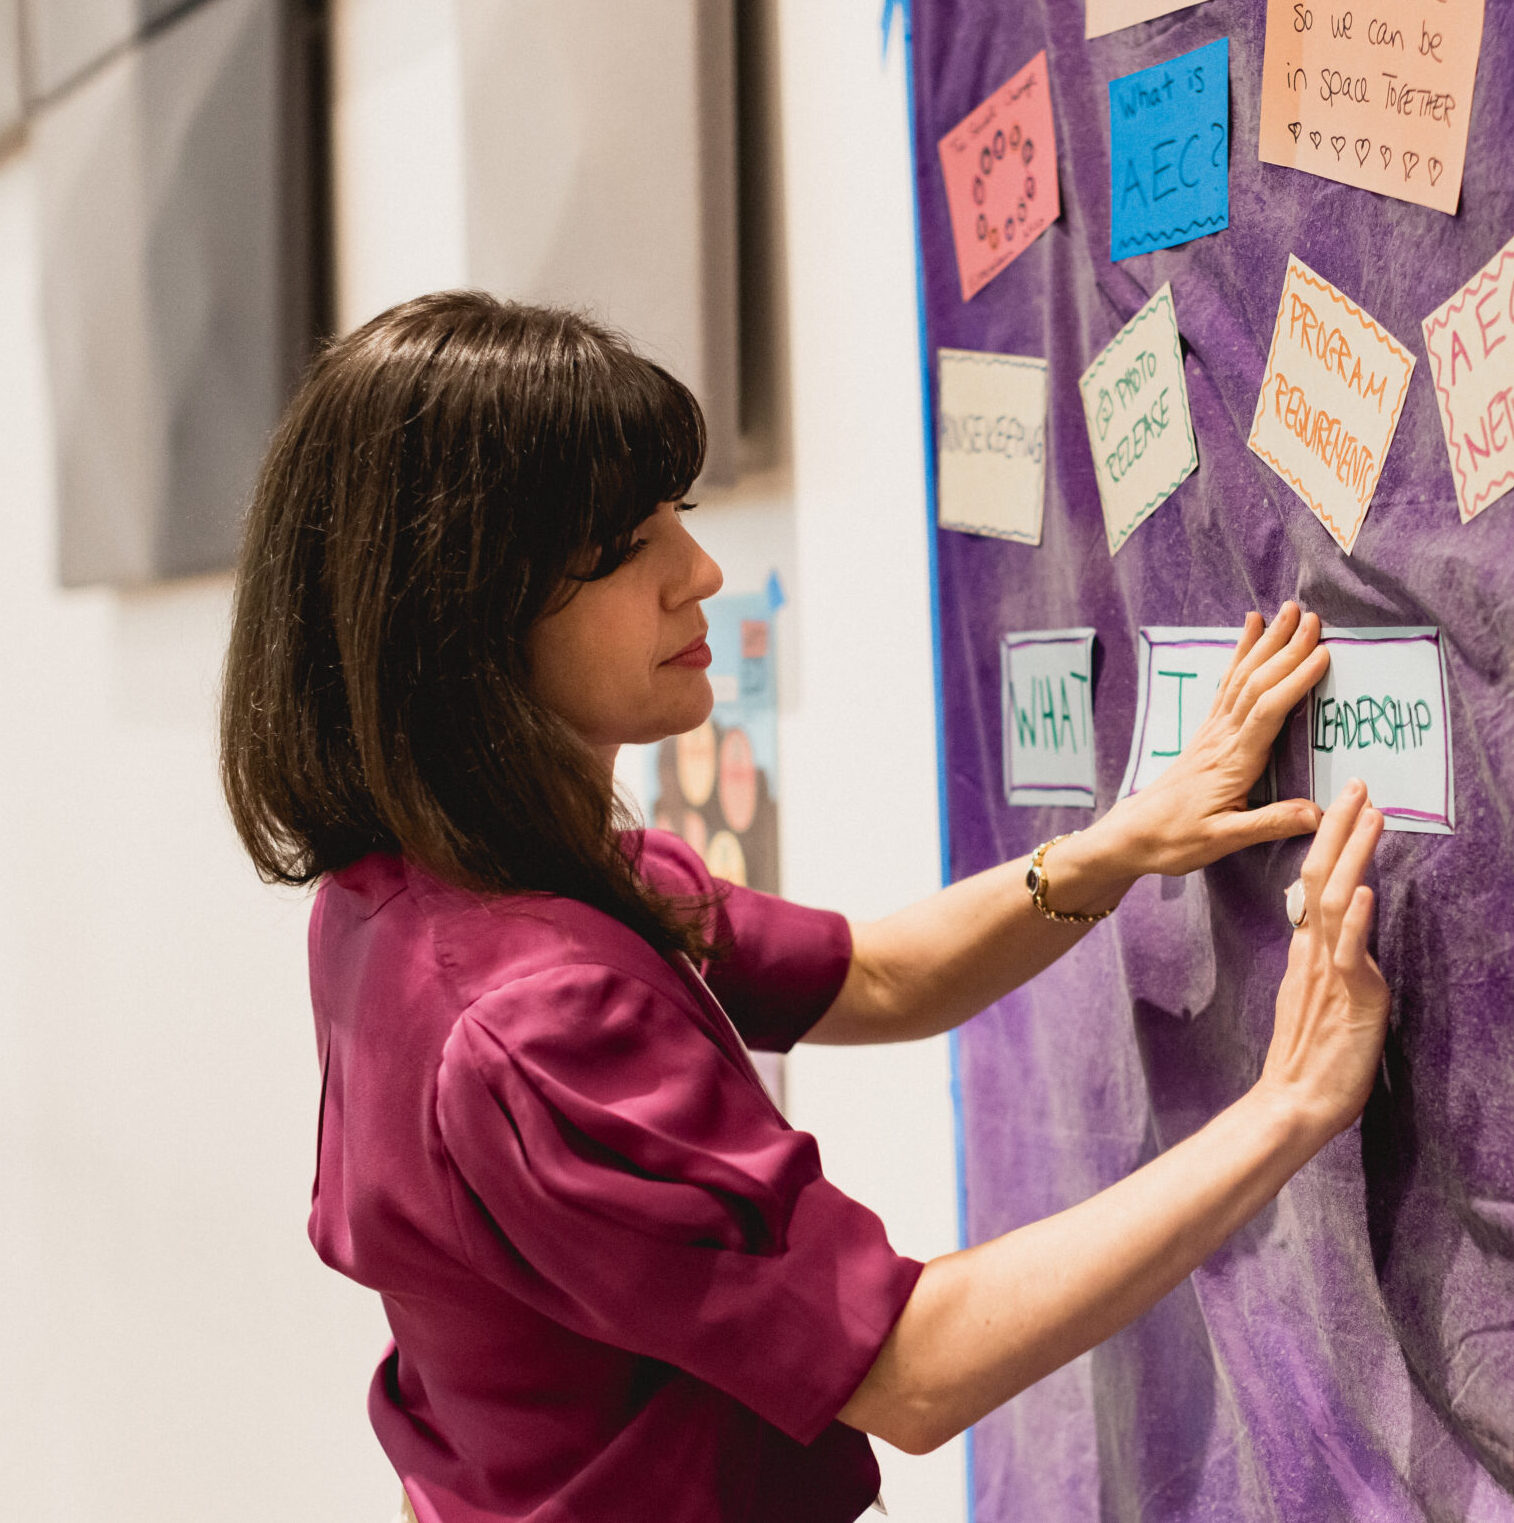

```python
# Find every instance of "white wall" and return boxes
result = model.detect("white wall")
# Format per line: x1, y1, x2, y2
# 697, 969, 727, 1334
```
0, 2, 963, 1518
0, 132, 396, 1523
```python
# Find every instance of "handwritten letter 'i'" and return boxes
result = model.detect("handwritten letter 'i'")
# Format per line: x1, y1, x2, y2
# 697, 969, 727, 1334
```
1248, 255, 1414, 554
1422, 234, 1514, 525
1258, 0, 1485, 215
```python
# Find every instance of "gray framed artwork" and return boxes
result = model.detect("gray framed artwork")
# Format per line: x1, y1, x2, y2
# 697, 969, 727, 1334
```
0, 0, 22, 142
32, 0, 327, 587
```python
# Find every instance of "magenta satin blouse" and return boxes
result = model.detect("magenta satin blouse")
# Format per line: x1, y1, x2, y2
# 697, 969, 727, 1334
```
306, 832, 923, 1523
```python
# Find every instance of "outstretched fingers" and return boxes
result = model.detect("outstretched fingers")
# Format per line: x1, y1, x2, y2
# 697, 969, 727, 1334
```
1233, 610, 1325, 725
1299, 779, 1368, 908
1319, 805, 1384, 944
1212, 611, 1267, 715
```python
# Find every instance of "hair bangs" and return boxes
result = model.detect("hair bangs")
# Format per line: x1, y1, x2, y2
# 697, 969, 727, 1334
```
576, 354, 706, 581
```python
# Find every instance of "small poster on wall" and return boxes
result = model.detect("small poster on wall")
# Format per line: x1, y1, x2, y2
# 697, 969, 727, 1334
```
643, 591, 780, 895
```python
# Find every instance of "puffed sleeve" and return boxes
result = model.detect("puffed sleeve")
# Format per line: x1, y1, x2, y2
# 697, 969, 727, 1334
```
634, 830, 853, 1051
435, 961, 922, 1445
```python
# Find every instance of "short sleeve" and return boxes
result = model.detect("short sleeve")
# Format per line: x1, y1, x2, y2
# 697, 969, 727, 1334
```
633, 830, 853, 1051
435, 962, 921, 1445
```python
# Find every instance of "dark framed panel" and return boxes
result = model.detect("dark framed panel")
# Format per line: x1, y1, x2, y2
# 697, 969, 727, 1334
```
33, 0, 328, 587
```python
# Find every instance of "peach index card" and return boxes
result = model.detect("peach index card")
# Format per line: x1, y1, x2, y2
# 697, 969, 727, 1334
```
937, 51, 1060, 302
1248, 255, 1415, 555
1258, 0, 1485, 216
1086, 0, 1209, 41
1422, 234, 1514, 525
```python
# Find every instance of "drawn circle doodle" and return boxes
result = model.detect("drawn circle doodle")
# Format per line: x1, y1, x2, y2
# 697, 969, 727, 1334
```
1004, 215, 1017, 241
1024, 173, 1036, 201
973, 175, 985, 205
705, 830, 747, 888
1008, 124, 1022, 150
1022, 137, 1034, 165
676, 721, 717, 807
976, 213, 988, 240
988, 226, 1000, 249
1016, 198, 1028, 223
717, 728, 759, 834
992, 129, 1006, 159
980, 146, 993, 176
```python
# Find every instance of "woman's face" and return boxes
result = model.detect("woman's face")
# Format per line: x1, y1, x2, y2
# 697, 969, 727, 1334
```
527, 501, 724, 766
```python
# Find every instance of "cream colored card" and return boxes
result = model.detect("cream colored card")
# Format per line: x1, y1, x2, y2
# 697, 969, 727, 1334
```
1086, 0, 1208, 40
937, 349, 1048, 544
1248, 255, 1414, 554
1078, 282, 1197, 556
1422, 234, 1514, 525
1258, 0, 1484, 215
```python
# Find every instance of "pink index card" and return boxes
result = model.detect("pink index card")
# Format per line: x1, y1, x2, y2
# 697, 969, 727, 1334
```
938, 52, 1060, 302
1422, 234, 1514, 525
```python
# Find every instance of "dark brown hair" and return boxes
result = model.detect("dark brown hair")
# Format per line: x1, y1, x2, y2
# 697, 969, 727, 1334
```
220, 290, 712, 956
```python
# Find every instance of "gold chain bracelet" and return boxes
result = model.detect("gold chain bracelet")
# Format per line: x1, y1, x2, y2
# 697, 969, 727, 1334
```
1025, 833, 1116, 925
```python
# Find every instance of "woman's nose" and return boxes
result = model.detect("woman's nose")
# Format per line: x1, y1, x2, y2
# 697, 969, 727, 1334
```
669, 519, 723, 605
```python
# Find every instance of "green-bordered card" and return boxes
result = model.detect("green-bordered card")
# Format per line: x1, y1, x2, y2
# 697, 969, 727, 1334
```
1077, 282, 1198, 555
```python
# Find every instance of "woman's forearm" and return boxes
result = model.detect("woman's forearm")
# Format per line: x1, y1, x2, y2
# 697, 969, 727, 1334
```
837, 1083, 1320, 1454
836, 786, 1388, 1458
804, 608, 1329, 1046
806, 818, 1138, 1045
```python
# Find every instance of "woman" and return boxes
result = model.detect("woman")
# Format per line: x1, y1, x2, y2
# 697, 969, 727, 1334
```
220, 292, 1389, 1523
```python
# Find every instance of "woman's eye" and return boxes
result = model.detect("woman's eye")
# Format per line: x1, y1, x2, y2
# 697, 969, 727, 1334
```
675, 501, 697, 514
621, 537, 650, 563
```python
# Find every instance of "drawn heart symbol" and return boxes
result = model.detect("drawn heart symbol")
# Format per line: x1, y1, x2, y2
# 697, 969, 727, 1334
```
1288, 121, 1302, 144
1330, 135, 1347, 159
1380, 144, 1392, 170
1403, 151, 1420, 179
1428, 157, 1444, 185
1310, 130, 1322, 150
1354, 138, 1371, 166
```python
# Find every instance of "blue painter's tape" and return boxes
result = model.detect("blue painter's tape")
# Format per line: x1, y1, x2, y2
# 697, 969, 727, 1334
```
764, 569, 787, 615
881, 0, 903, 59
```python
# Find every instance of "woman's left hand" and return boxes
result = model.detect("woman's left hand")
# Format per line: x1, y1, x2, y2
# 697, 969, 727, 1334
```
1092, 603, 1329, 880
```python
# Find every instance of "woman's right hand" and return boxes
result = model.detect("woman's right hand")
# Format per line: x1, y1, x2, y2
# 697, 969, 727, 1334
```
1258, 779, 1391, 1143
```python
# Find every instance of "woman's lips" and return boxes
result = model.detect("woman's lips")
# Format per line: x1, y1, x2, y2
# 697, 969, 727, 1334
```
663, 638, 712, 669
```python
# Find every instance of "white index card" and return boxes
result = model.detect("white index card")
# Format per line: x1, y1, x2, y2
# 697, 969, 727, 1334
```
1309, 628, 1455, 834
1001, 629, 1097, 806
1120, 627, 1244, 797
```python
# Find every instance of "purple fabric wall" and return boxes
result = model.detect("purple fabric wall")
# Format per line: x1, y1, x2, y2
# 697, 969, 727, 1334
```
908, 3, 1514, 1518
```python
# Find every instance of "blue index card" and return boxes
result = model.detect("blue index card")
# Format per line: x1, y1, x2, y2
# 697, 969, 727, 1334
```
1001, 629, 1097, 807
1109, 37, 1229, 262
